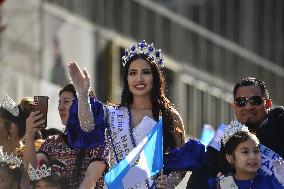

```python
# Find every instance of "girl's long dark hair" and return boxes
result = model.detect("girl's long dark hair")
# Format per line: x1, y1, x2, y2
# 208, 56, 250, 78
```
219, 131, 259, 175
120, 54, 180, 152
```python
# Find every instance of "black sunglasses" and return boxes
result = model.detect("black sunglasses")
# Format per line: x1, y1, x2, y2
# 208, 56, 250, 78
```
234, 95, 265, 108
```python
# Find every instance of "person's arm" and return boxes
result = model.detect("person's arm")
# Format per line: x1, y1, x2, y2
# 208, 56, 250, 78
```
68, 62, 96, 132
156, 171, 186, 189
156, 109, 186, 188
186, 147, 221, 189
170, 109, 186, 183
79, 161, 106, 189
23, 111, 46, 169
171, 109, 186, 147
66, 97, 105, 149
66, 62, 106, 149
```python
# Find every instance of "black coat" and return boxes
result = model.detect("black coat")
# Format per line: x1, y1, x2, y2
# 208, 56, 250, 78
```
186, 106, 284, 189
256, 106, 284, 158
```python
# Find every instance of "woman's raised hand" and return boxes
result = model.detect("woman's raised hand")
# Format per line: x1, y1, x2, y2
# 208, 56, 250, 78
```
25, 111, 45, 140
68, 62, 91, 94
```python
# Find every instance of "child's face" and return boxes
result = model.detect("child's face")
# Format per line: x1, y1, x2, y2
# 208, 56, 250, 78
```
227, 139, 261, 179
35, 180, 58, 189
0, 168, 17, 189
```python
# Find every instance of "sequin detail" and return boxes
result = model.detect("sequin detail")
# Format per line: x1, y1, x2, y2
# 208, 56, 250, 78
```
39, 135, 105, 189
0, 95, 19, 116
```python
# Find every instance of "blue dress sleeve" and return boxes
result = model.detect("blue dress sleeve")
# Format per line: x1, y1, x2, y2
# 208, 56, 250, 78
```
207, 177, 217, 189
267, 175, 284, 189
66, 96, 106, 149
163, 139, 205, 171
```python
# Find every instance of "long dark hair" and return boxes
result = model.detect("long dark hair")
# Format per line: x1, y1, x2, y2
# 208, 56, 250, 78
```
120, 54, 180, 151
219, 131, 259, 175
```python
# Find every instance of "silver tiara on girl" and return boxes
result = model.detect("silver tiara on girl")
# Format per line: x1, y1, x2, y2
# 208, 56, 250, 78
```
0, 146, 22, 168
28, 163, 65, 181
122, 40, 164, 69
221, 120, 249, 146
28, 163, 52, 181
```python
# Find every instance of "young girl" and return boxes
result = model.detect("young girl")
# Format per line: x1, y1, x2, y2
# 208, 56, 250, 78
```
28, 160, 70, 189
0, 95, 33, 155
0, 146, 22, 189
67, 40, 186, 188
208, 121, 284, 189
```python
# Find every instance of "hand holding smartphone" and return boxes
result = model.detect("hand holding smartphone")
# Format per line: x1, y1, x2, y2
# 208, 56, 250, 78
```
33, 96, 49, 128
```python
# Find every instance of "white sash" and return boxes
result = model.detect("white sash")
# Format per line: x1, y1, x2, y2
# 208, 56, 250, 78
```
107, 106, 135, 162
258, 144, 283, 176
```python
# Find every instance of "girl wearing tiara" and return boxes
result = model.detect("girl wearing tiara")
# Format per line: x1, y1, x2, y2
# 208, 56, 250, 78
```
28, 160, 70, 189
208, 121, 284, 189
0, 146, 22, 189
67, 40, 186, 188
0, 95, 33, 155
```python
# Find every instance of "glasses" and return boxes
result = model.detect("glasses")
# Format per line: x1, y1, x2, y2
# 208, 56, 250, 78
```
234, 95, 265, 108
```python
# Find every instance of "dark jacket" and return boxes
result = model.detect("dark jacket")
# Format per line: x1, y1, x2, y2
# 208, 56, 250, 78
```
186, 106, 284, 189
257, 106, 284, 158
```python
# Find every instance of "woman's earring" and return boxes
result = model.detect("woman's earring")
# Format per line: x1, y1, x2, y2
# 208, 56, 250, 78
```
7, 136, 11, 141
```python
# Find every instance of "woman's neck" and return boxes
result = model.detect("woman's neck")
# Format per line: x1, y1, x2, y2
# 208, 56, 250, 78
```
131, 96, 152, 110
234, 172, 257, 180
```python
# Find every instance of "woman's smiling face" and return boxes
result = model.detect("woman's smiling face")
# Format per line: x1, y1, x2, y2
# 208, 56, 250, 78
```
127, 59, 153, 98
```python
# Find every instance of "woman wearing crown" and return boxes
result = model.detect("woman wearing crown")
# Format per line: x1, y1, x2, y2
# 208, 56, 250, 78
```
66, 40, 186, 188
27, 159, 70, 189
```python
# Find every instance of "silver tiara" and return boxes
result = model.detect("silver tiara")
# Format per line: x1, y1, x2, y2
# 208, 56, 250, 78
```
221, 120, 249, 145
0, 94, 19, 117
28, 163, 52, 181
122, 40, 164, 69
0, 146, 22, 169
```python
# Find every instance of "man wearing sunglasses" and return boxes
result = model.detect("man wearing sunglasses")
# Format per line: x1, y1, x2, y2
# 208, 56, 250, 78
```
187, 77, 284, 189
233, 77, 284, 157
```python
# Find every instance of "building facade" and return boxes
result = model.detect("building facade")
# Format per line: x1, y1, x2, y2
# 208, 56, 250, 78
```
1, 0, 283, 138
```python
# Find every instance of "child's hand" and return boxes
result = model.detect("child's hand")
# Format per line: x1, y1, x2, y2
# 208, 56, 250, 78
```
273, 159, 284, 186
216, 172, 224, 189
218, 173, 238, 189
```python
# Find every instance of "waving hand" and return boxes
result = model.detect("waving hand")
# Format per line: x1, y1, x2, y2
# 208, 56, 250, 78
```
68, 61, 90, 94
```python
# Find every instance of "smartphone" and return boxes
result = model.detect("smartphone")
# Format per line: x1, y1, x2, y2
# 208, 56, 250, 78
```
33, 96, 49, 128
